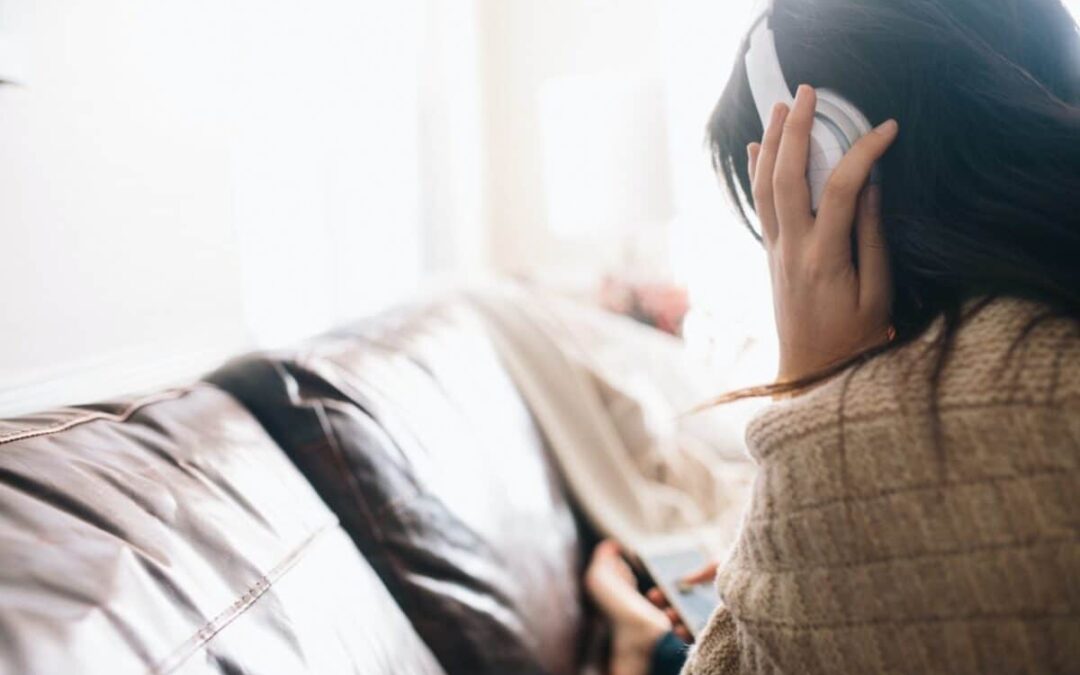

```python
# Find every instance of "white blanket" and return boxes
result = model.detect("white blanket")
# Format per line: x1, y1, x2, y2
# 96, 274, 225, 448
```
466, 285, 756, 557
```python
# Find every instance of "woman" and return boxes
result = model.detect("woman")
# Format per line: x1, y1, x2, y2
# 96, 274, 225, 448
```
584, 0, 1080, 673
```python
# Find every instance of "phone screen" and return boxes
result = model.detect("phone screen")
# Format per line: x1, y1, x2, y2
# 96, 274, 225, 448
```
639, 549, 718, 638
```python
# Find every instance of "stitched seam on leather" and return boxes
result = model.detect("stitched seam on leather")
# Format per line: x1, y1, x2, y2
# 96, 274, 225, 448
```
150, 519, 337, 675
0, 387, 201, 446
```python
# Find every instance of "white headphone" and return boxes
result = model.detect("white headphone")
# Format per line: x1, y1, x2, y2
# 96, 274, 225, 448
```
744, 0, 873, 210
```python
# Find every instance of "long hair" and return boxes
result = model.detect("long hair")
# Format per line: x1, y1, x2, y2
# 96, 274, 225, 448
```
706, 0, 1080, 402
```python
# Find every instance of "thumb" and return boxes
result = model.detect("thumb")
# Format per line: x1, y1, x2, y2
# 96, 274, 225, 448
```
679, 562, 719, 588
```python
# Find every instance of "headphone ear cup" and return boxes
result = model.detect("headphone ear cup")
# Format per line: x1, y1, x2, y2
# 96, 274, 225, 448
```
806, 90, 875, 210
815, 89, 873, 148
806, 123, 847, 210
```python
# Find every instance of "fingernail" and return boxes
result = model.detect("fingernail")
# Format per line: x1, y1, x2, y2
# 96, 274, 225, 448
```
771, 102, 788, 123
796, 84, 813, 101
874, 119, 899, 135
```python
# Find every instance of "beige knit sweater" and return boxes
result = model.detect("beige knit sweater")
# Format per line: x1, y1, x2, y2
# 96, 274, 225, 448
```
684, 298, 1080, 674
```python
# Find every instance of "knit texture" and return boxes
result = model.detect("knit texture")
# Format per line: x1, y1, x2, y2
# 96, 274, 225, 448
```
683, 298, 1080, 674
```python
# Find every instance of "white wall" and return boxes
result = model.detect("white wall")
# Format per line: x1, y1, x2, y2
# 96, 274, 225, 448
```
478, 0, 664, 281
419, 0, 488, 277
0, 0, 444, 415
476, 0, 776, 380
660, 2, 777, 384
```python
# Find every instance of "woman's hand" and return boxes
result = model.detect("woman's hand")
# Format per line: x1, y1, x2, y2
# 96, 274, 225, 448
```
644, 560, 720, 643
749, 85, 898, 384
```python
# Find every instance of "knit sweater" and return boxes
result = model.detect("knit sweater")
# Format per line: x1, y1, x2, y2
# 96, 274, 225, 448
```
683, 298, 1080, 674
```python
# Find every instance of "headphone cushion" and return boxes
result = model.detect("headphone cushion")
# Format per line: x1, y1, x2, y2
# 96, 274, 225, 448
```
806, 90, 874, 210
815, 89, 873, 147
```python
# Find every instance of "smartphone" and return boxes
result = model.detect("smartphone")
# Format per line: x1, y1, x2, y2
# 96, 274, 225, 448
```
636, 546, 718, 638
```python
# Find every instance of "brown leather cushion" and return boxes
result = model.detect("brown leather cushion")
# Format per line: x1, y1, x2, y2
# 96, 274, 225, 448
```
0, 386, 445, 675
211, 301, 591, 675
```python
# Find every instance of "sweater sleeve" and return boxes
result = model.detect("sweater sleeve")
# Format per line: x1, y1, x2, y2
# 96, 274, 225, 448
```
681, 608, 739, 675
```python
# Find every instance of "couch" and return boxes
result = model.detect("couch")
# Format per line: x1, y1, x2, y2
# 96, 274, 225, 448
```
0, 297, 610, 675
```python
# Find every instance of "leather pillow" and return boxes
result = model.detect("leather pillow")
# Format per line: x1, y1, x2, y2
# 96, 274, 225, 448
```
0, 386, 446, 675
211, 302, 591, 675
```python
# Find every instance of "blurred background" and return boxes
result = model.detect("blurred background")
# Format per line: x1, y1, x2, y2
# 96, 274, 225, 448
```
1, 0, 1078, 414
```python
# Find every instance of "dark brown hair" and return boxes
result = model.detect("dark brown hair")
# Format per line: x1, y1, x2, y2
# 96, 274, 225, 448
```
705, 0, 1080, 403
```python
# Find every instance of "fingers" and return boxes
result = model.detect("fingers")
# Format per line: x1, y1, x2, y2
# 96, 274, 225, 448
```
664, 607, 680, 626
856, 185, 892, 313
815, 119, 899, 252
747, 142, 760, 186
646, 588, 692, 642
752, 103, 788, 242
680, 561, 719, 586
673, 624, 693, 643
773, 85, 816, 230
646, 587, 668, 610
594, 539, 622, 556
662, 605, 693, 643
747, 142, 762, 237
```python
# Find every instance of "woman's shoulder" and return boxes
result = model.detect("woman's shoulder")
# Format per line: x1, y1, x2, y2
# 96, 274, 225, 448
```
934, 297, 1080, 403
720, 302, 1080, 675
745, 296, 1080, 462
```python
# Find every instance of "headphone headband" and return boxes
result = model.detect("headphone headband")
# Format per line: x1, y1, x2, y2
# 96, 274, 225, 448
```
741, 0, 875, 211
744, 5, 794, 130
